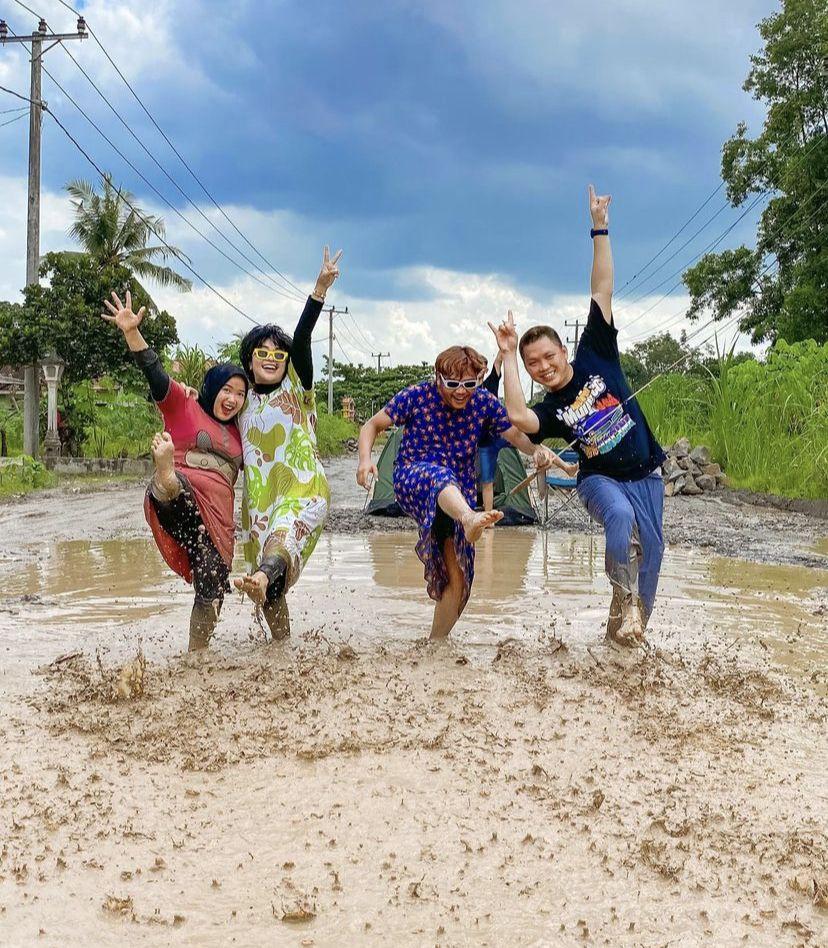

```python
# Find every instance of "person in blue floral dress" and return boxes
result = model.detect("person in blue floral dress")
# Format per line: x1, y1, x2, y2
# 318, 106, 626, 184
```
357, 345, 576, 638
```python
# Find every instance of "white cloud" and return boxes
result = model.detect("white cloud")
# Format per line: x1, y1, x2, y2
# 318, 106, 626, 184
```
0, 173, 755, 374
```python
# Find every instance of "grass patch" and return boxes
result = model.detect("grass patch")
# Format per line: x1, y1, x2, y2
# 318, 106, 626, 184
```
316, 411, 359, 457
638, 339, 828, 500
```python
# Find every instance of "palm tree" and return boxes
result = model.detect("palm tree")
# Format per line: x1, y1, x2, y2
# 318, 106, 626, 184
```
66, 175, 192, 296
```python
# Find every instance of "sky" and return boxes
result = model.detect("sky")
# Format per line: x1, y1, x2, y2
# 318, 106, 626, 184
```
0, 0, 773, 370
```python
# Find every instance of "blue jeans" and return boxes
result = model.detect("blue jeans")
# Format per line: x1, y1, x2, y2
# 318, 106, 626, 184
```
478, 436, 508, 484
577, 471, 665, 621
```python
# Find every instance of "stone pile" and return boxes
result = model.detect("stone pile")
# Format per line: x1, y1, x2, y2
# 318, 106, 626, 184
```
663, 438, 726, 497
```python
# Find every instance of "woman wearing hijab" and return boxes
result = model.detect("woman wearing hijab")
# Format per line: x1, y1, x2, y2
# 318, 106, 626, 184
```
232, 247, 343, 640
102, 290, 249, 650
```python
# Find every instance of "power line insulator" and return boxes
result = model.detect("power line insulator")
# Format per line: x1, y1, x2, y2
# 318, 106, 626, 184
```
37, 18, 48, 34
0, 21, 8, 41
77, 17, 87, 36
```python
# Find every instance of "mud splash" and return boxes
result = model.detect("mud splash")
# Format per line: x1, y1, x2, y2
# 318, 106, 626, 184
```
2, 530, 825, 688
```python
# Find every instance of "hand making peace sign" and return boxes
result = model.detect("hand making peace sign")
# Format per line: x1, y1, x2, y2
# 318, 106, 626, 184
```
588, 184, 611, 229
313, 245, 343, 298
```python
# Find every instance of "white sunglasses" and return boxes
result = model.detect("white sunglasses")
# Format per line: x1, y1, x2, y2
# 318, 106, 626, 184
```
439, 373, 482, 390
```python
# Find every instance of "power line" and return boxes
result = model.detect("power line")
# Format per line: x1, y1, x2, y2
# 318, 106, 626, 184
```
43, 0, 310, 300
37, 61, 307, 302
0, 104, 28, 114
44, 101, 261, 326
0, 81, 37, 106
614, 123, 810, 304
615, 126, 827, 324
7, 0, 306, 303
0, 110, 26, 128
614, 181, 725, 297
622, 178, 828, 343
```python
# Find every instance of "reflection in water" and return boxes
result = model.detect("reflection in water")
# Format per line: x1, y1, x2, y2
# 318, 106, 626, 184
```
1, 531, 826, 686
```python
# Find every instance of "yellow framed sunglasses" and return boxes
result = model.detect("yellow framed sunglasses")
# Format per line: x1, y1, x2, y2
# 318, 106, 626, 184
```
253, 347, 289, 362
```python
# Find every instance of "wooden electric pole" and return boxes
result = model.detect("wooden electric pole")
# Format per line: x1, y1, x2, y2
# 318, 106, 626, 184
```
0, 15, 87, 457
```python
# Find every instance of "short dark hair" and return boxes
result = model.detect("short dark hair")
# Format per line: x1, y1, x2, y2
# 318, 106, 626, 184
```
518, 325, 564, 359
239, 323, 294, 380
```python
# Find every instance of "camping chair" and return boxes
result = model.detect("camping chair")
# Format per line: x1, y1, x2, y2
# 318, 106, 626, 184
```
535, 449, 593, 532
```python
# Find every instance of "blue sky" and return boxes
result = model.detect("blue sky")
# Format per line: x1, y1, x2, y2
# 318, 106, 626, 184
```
0, 0, 772, 364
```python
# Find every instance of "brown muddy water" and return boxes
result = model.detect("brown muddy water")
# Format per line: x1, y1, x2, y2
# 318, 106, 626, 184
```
1, 531, 826, 686
0, 529, 827, 946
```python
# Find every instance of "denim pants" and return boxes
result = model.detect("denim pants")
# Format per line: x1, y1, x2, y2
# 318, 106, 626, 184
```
577, 471, 665, 621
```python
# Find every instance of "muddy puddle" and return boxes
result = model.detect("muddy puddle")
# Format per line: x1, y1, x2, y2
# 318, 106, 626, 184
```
1, 525, 827, 945
1, 530, 825, 690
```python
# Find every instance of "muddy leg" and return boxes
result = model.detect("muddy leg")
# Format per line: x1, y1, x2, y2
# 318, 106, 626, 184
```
189, 597, 220, 650
430, 538, 465, 639
437, 484, 502, 543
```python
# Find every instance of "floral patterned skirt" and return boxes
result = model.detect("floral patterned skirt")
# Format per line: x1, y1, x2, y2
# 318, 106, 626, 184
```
393, 461, 475, 607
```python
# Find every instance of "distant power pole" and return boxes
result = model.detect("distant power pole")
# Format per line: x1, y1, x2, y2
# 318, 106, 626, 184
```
372, 352, 390, 373
0, 15, 88, 457
324, 305, 349, 413
565, 318, 583, 355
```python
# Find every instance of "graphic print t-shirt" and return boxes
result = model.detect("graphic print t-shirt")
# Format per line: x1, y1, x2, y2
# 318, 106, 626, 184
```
530, 299, 665, 482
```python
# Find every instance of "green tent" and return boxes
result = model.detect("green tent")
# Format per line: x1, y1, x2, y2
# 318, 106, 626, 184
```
366, 427, 537, 525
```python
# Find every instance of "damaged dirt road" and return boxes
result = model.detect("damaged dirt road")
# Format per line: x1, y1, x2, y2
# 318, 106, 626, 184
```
0, 467, 826, 946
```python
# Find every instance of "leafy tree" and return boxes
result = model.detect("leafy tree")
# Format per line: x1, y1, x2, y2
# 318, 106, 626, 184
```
314, 359, 433, 421
66, 175, 192, 300
0, 252, 178, 453
682, 0, 828, 344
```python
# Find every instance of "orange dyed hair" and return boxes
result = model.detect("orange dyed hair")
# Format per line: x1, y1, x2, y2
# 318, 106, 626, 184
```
435, 345, 487, 381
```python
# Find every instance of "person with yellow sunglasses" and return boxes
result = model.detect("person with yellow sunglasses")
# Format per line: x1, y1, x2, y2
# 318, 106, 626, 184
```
233, 246, 342, 639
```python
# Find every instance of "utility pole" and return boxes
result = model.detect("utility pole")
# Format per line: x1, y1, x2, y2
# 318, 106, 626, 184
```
565, 318, 583, 356
323, 305, 349, 413
371, 352, 390, 373
0, 15, 87, 457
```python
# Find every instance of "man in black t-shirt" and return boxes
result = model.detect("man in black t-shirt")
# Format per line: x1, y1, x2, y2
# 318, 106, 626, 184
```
490, 186, 666, 646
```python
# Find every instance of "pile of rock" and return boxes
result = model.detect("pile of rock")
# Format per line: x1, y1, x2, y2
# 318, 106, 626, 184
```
663, 438, 726, 497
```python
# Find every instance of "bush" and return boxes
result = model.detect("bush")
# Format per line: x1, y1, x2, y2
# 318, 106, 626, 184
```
0, 456, 56, 497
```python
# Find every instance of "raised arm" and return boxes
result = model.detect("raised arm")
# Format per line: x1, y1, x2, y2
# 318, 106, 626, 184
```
488, 311, 539, 434
102, 290, 170, 402
292, 245, 343, 390
356, 408, 392, 488
589, 184, 613, 324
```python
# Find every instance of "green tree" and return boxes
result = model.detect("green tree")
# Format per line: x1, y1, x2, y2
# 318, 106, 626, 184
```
315, 359, 433, 421
67, 175, 192, 300
0, 253, 178, 453
682, 0, 828, 344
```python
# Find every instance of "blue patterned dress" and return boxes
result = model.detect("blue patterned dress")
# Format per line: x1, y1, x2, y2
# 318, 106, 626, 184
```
384, 381, 511, 606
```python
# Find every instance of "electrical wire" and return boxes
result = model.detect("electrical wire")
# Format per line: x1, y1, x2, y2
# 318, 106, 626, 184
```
42, 0, 310, 299
0, 110, 27, 128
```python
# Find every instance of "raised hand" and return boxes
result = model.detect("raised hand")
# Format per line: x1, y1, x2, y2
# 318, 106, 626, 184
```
101, 290, 145, 335
487, 310, 519, 355
588, 184, 611, 229
314, 245, 343, 298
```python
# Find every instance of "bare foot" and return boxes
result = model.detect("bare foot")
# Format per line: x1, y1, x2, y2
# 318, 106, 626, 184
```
234, 571, 269, 605
461, 509, 503, 543
151, 432, 179, 498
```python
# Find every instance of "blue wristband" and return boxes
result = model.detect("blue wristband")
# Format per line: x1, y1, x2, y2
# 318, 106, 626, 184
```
590, 228, 609, 238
